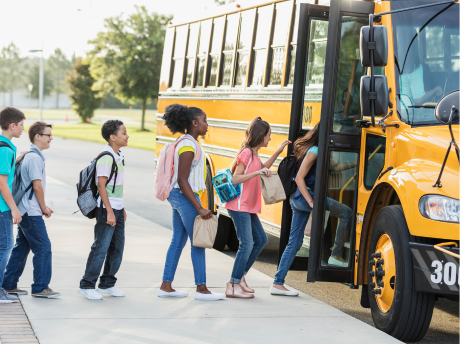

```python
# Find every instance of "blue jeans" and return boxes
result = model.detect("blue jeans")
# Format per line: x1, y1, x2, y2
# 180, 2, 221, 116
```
163, 188, 206, 285
2, 214, 52, 294
80, 208, 125, 289
227, 210, 267, 284
274, 190, 353, 285
0, 211, 14, 289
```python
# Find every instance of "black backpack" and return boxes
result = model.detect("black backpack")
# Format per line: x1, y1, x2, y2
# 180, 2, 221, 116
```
0, 141, 14, 167
278, 155, 303, 197
76, 151, 119, 219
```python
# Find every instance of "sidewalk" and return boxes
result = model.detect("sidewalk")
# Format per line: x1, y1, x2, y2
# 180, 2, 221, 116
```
10, 178, 402, 344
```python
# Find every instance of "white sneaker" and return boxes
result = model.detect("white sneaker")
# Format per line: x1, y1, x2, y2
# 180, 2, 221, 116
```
270, 286, 299, 296
157, 289, 189, 298
194, 291, 226, 301
78, 288, 103, 300
97, 287, 125, 297
328, 255, 348, 267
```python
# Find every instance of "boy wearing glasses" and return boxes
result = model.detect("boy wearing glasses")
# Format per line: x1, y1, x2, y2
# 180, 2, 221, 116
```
2, 121, 60, 298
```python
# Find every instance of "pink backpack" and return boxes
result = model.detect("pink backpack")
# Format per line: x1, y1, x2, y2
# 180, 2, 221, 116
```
155, 135, 202, 201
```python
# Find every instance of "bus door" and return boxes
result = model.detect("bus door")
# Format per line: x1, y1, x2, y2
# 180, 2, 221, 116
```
306, 0, 375, 284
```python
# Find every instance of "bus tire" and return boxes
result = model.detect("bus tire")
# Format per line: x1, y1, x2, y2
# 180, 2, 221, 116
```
367, 205, 434, 342
213, 215, 231, 251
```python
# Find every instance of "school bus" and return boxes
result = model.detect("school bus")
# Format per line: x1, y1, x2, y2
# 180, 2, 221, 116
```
155, 0, 459, 341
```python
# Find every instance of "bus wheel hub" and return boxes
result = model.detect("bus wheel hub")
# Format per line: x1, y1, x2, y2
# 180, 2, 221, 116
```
369, 234, 395, 313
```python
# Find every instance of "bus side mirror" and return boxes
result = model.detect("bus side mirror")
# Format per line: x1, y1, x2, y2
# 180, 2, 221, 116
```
360, 76, 389, 117
360, 26, 388, 67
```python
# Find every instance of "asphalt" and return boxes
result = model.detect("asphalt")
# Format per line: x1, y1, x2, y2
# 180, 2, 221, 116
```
9, 133, 459, 343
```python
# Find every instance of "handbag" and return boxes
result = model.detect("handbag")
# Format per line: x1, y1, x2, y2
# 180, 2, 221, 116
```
259, 171, 286, 205
193, 214, 218, 248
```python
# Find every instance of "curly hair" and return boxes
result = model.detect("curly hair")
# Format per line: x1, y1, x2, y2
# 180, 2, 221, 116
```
163, 104, 204, 134
101, 120, 124, 142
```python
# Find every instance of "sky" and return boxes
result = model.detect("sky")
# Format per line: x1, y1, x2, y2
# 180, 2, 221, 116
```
2, 0, 217, 59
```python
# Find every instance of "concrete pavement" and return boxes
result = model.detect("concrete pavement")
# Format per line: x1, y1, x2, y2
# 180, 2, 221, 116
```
5, 173, 403, 344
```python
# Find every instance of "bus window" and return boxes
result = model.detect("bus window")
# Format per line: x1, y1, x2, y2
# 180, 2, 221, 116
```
302, 19, 328, 130
321, 151, 358, 268
269, 1, 293, 86
250, 6, 274, 87
234, 9, 256, 87
196, 20, 212, 88
363, 135, 386, 190
184, 23, 200, 88
317, 0, 330, 5
171, 25, 188, 89
332, 16, 368, 134
221, 13, 240, 86
208, 17, 225, 87
160, 27, 174, 91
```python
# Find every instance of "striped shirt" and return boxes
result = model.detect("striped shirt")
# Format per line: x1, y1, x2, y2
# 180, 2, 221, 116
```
95, 145, 124, 210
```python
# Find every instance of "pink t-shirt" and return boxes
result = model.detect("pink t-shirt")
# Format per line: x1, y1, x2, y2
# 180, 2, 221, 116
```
225, 148, 262, 214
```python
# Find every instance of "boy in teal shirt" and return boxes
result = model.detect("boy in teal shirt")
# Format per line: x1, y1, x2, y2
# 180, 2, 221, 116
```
0, 107, 26, 303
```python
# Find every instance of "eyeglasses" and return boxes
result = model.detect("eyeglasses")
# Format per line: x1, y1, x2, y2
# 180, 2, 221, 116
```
39, 134, 53, 138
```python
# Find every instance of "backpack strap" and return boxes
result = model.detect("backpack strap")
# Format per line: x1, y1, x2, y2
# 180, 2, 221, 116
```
0, 142, 14, 167
95, 151, 119, 194
175, 135, 202, 166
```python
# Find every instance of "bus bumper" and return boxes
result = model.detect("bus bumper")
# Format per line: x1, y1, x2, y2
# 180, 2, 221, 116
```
409, 242, 459, 295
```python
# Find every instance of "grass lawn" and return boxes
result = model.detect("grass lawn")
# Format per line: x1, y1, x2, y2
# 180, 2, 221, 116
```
22, 108, 158, 125
51, 123, 156, 151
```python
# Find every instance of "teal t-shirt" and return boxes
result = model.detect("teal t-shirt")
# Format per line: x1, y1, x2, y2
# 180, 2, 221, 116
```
0, 135, 16, 212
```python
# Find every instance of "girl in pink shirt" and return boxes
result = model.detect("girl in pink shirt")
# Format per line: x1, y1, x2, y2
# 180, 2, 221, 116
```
225, 117, 290, 298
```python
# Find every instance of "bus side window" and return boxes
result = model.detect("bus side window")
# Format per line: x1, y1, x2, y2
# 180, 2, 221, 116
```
363, 134, 386, 190
196, 20, 212, 88
208, 17, 225, 87
287, 4, 300, 85
268, 1, 293, 86
250, 6, 274, 87
220, 13, 240, 87
160, 27, 175, 91
234, 10, 256, 87
171, 25, 189, 89
184, 23, 200, 88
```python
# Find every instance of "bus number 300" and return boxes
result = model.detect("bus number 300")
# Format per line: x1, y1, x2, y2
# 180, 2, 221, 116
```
431, 260, 460, 286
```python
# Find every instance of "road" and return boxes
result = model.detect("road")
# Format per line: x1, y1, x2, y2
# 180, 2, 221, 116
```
16, 134, 459, 344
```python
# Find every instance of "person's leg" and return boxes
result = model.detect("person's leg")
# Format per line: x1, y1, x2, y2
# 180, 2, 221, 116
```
2, 217, 31, 291
327, 198, 353, 257
178, 193, 206, 287
228, 210, 254, 284
79, 208, 116, 289
98, 209, 125, 290
243, 214, 267, 275
273, 197, 311, 286
0, 211, 14, 288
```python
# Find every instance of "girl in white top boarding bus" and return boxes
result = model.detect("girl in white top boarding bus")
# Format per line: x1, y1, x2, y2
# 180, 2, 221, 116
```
159, 104, 225, 301
225, 117, 290, 298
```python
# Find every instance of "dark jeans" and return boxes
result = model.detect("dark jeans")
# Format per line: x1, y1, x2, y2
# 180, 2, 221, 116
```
80, 208, 125, 289
0, 211, 14, 289
2, 214, 52, 294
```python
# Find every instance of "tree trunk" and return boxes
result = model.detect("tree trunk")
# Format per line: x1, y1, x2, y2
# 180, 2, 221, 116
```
141, 98, 147, 131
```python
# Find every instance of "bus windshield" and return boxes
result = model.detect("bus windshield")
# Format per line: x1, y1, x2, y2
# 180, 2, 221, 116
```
392, 2, 459, 125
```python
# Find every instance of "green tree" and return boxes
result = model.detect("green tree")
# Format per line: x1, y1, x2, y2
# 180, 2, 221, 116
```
88, 6, 170, 131
47, 48, 72, 108
67, 57, 101, 122
27, 62, 53, 99
0, 43, 25, 105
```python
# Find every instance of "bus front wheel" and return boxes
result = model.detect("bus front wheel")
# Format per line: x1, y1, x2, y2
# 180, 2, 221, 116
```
367, 205, 434, 342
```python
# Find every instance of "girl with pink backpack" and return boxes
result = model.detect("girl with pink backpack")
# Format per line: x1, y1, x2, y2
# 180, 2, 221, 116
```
157, 104, 225, 301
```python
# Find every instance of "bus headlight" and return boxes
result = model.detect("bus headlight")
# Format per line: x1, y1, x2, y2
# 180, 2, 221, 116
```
419, 195, 460, 223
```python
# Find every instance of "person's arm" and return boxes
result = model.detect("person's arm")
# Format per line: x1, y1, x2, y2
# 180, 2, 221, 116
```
414, 86, 442, 104
0, 175, 21, 224
98, 176, 116, 226
16, 151, 27, 164
329, 159, 357, 173
294, 153, 317, 208
32, 180, 53, 218
177, 151, 212, 219
262, 140, 291, 169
